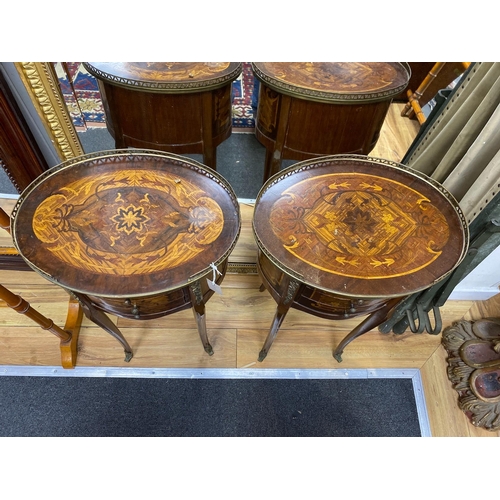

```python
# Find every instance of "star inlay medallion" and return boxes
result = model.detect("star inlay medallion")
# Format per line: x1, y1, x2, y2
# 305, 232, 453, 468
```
111, 205, 150, 235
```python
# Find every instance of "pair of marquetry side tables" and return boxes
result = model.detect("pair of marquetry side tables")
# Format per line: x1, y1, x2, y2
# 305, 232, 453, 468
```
83, 61, 411, 183
1, 150, 468, 368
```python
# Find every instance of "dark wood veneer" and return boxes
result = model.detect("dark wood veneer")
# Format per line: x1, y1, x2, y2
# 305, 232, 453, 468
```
252, 62, 411, 182
83, 62, 242, 171
253, 154, 468, 361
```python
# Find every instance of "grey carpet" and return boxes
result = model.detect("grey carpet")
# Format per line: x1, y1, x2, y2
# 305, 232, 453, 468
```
0, 376, 421, 437
79, 128, 275, 200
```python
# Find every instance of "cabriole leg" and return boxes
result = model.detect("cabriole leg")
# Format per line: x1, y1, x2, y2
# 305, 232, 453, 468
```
333, 298, 401, 362
189, 280, 214, 356
72, 292, 133, 362
258, 277, 301, 362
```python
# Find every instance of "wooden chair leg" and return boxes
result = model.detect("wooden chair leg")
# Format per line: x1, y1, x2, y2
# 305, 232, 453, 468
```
406, 90, 427, 125
401, 62, 446, 117
0, 283, 80, 369
1, 208, 83, 368
0, 207, 11, 233
59, 297, 83, 369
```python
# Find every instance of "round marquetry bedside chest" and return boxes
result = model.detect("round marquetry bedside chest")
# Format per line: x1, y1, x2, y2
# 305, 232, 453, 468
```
252, 154, 469, 362
11, 149, 241, 361
83, 62, 242, 171
251, 62, 411, 182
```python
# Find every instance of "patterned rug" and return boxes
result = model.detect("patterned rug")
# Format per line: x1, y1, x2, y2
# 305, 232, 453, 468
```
55, 62, 256, 133
231, 62, 256, 131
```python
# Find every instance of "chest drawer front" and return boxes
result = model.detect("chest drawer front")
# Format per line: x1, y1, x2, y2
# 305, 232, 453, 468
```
299, 287, 388, 318
89, 288, 189, 320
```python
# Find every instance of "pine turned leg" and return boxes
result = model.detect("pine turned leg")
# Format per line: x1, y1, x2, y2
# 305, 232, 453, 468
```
1, 210, 81, 368
59, 297, 83, 369
0, 284, 80, 369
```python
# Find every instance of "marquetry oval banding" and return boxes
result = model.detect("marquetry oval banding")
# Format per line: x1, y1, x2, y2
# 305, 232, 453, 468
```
83, 62, 243, 93
12, 149, 241, 298
253, 155, 468, 298
252, 62, 410, 104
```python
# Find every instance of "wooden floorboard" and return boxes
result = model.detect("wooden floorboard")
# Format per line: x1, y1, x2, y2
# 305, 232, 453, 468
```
1, 103, 499, 436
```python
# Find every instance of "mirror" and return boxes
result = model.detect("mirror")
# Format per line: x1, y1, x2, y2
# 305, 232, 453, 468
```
22, 62, 268, 200
11, 62, 426, 200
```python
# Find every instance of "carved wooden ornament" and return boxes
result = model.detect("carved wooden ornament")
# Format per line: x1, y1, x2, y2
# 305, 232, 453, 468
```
442, 318, 500, 431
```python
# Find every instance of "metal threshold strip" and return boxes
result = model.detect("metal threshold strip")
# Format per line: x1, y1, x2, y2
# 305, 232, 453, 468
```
0, 365, 431, 437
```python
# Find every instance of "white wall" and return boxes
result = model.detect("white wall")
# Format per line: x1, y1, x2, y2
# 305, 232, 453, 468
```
449, 244, 500, 300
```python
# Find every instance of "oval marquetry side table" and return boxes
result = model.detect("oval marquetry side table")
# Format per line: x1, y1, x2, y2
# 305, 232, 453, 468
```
252, 154, 469, 362
83, 62, 243, 171
251, 62, 411, 182
11, 149, 241, 362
